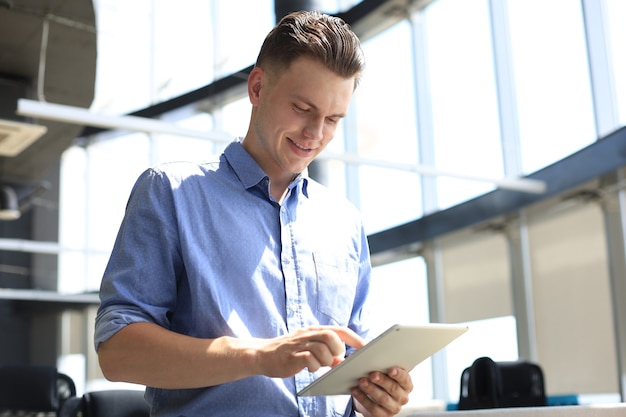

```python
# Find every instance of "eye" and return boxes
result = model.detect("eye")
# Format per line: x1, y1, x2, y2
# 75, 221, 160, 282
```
293, 104, 308, 113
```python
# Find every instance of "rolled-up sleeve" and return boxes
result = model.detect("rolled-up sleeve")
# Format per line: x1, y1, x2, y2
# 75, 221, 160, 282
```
94, 168, 183, 351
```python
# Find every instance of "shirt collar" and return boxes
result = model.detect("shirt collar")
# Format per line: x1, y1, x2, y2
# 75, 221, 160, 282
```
224, 139, 309, 198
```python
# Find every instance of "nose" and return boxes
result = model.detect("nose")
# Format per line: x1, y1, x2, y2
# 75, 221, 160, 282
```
303, 116, 325, 140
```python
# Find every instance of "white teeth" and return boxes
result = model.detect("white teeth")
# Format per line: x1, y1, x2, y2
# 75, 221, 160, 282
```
292, 141, 310, 151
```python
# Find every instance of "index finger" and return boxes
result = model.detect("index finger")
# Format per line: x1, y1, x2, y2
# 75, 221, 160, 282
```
333, 326, 366, 350
308, 325, 366, 350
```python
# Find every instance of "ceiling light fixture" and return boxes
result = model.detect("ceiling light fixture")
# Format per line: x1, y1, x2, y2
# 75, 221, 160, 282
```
0, 119, 47, 156
17, 98, 546, 194
17, 98, 231, 143
319, 152, 547, 194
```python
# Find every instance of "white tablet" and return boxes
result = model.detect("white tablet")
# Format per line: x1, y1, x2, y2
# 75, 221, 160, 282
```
297, 323, 468, 397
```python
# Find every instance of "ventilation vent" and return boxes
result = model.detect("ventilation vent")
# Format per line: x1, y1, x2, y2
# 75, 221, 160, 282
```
0, 119, 47, 157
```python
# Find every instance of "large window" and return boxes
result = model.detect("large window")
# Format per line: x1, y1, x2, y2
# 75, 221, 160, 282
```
57, 0, 626, 405
423, 0, 503, 209
355, 21, 422, 233
507, 0, 596, 173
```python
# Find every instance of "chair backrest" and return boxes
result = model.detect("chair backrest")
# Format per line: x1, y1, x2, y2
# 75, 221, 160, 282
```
458, 356, 546, 410
0, 365, 76, 413
59, 390, 150, 417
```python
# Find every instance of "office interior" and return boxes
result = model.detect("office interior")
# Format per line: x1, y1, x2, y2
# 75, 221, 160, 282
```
1, 0, 626, 409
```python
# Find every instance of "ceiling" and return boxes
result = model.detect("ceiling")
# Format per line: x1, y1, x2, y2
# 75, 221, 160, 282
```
0, 0, 96, 198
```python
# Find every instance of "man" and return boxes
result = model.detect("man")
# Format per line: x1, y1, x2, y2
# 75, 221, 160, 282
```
95, 10, 413, 417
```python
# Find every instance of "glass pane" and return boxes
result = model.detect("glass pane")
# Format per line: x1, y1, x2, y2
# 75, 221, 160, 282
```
91, 0, 273, 114
221, 97, 254, 140
149, 114, 226, 165
359, 165, 421, 235
152, 1, 215, 102
85, 134, 152, 290
92, 0, 155, 113
212, 1, 274, 76
424, 0, 503, 210
356, 22, 422, 233
59, 134, 152, 293
507, 0, 596, 173
446, 316, 519, 404
370, 258, 432, 402
606, 0, 626, 126
59, 147, 88, 294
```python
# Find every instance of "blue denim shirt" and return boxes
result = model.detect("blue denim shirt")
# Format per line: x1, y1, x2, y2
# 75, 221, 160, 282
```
94, 140, 373, 417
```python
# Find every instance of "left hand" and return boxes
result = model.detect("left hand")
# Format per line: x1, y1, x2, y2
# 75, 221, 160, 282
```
351, 367, 413, 417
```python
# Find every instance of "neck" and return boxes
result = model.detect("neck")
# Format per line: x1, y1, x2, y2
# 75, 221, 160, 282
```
270, 173, 298, 202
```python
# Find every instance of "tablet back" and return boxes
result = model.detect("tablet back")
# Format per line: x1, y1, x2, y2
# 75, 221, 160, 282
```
298, 323, 468, 397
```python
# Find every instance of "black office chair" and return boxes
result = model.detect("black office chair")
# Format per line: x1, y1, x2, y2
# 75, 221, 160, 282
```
458, 356, 546, 410
59, 389, 150, 417
0, 365, 76, 414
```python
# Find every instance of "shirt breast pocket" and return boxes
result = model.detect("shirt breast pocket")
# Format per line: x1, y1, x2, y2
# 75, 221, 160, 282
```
313, 252, 358, 326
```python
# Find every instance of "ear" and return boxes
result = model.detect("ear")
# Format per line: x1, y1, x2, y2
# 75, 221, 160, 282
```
248, 67, 264, 105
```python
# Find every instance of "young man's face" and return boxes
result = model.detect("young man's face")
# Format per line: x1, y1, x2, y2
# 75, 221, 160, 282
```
245, 56, 355, 182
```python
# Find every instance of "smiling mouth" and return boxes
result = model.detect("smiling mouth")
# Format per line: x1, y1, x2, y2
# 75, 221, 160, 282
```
289, 138, 314, 152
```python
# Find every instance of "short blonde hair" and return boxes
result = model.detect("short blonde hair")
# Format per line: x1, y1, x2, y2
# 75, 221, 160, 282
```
255, 11, 365, 89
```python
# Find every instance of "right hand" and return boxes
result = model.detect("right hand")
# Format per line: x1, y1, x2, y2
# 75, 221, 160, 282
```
252, 325, 365, 378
